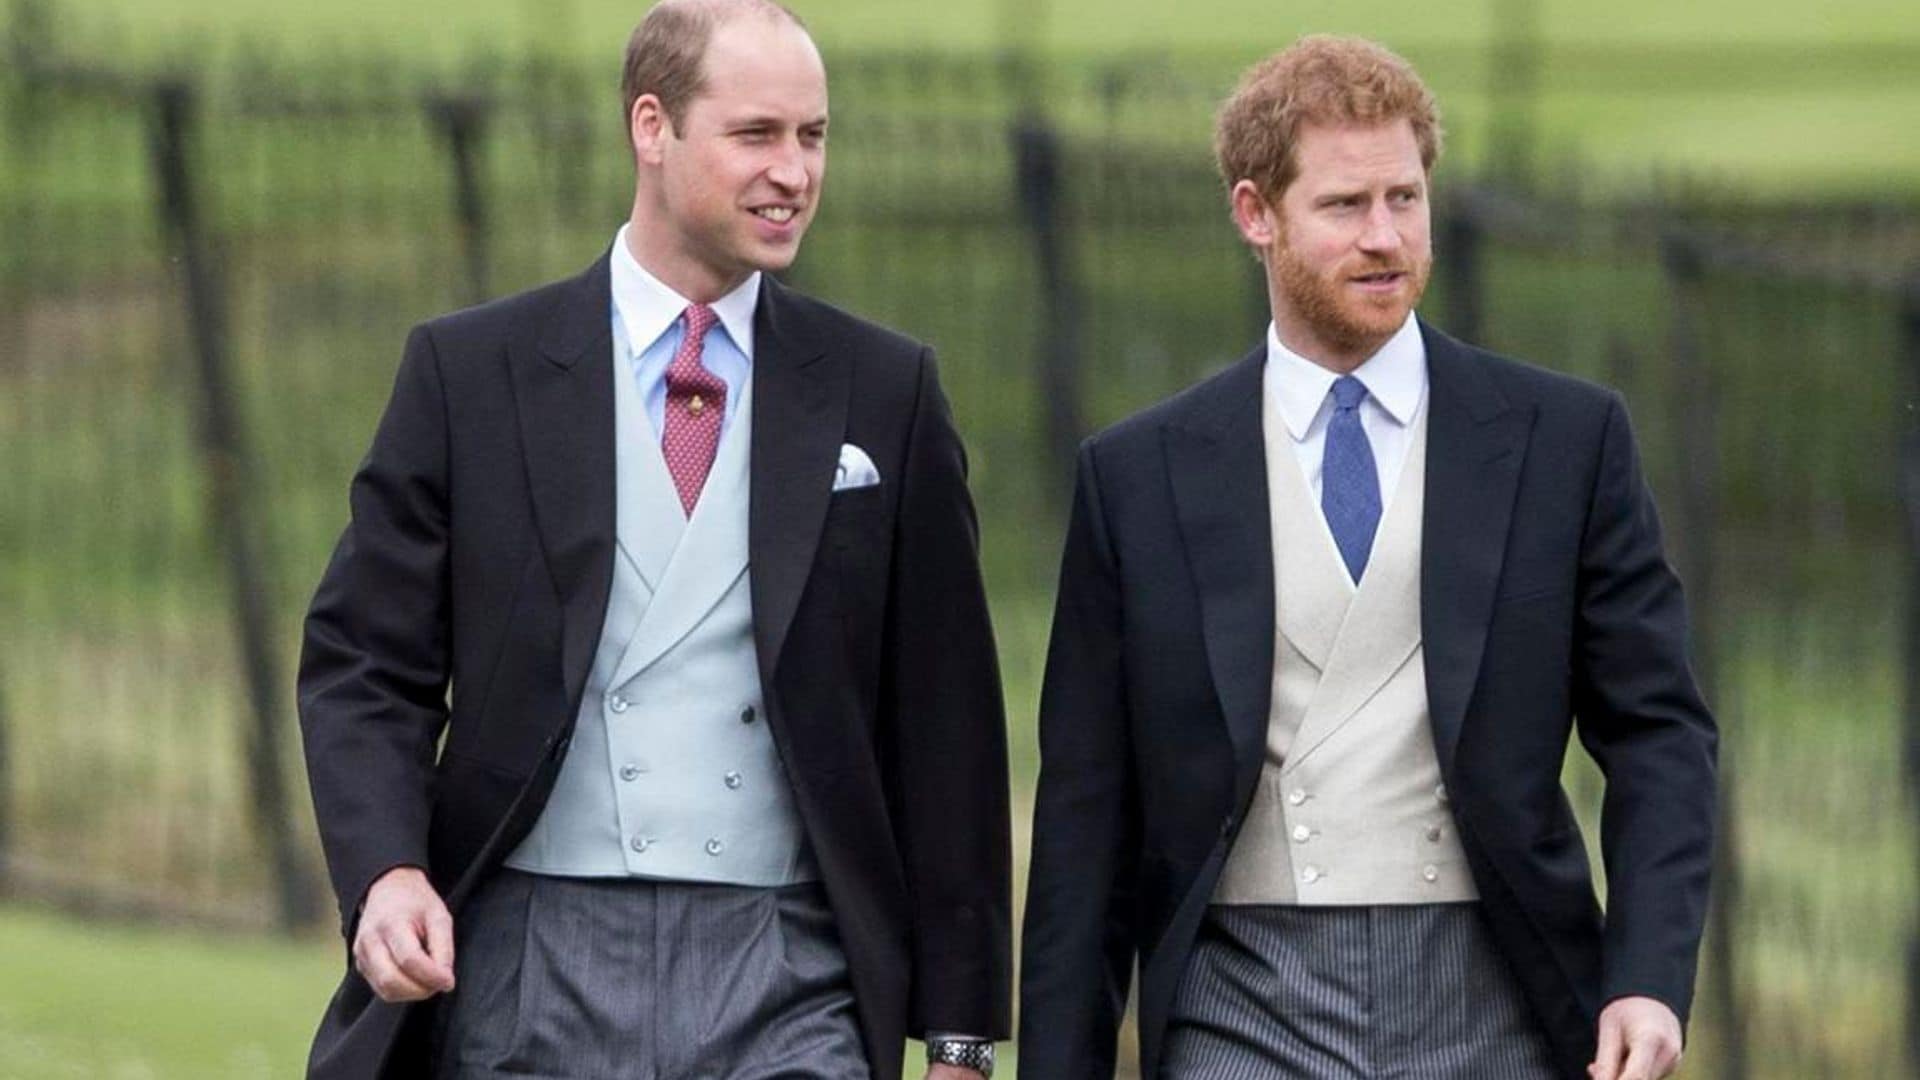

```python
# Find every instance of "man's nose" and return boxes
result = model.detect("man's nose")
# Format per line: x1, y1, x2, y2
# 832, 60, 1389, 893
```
767, 142, 810, 192
1357, 203, 1402, 251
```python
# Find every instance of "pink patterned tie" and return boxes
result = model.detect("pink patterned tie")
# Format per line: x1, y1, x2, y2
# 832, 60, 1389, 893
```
661, 303, 725, 516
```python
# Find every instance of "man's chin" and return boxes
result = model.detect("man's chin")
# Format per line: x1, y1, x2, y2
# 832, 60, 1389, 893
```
743, 242, 803, 274
1334, 301, 1413, 343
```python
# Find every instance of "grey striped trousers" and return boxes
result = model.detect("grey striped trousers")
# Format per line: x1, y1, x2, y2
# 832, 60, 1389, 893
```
1160, 903, 1558, 1079
434, 870, 870, 1080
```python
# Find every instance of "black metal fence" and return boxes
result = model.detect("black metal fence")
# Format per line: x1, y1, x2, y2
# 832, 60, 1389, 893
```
1, 6, 1916, 1077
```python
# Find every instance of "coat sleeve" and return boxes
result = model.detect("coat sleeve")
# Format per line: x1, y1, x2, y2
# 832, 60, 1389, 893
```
298, 324, 453, 938
880, 347, 1014, 1039
1571, 393, 1718, 1022
1019, 442, 1141, 1078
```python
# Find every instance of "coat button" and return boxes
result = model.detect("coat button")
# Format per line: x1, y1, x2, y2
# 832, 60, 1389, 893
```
1434, 783, 1449, 804
1301, 865, 1322, 884
1422, 864, 1440, 883
630, 835, 652, 853
619, 763, 641, 782
1287, 789, 1308, 806
608, 694, 630, 714
740, 705, 757, 724
705, 838, 725, 856
1291, 825, 1311, 843
724, 771, 743, 789
1426, 824, 1444, 842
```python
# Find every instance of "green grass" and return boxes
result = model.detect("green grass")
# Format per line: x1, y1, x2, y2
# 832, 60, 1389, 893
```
0, 904, 340, 1077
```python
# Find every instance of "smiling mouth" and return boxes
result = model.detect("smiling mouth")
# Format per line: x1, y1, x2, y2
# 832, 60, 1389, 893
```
753, 206, 798, 224
1351, 270, 1406, 285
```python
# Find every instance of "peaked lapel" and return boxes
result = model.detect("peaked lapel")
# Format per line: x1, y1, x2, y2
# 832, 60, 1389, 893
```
1164, 347, 1275, 802
746, 277, 840, 691
513, 252, 618, 711
1419, 322, 1535, 769
1283, 404, 1429, 772
608, 376, 755, 688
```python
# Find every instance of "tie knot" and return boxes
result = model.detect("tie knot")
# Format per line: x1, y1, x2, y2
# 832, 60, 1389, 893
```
682, 303, 717, 343
1331, 375, 1368, 412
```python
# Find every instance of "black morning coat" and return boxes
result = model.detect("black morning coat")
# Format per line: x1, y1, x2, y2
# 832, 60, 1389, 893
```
1019, 323, 1717, 1080
298, 254, 1013, 1079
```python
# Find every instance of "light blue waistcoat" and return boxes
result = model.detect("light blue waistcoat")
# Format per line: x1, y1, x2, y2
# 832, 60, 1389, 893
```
503, 336, 816, 885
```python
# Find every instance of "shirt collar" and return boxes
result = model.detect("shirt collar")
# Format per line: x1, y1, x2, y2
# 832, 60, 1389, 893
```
1264, 313, 1426, 442
610, 223, 760, 360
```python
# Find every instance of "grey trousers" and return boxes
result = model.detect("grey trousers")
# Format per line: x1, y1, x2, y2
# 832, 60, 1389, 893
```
434, 870, 871, 1080
1160, 903, 1558, 1079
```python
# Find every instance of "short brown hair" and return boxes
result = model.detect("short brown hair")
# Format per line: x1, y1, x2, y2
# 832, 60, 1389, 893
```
620, 0, 807, 133
1214, 35, 1442, 200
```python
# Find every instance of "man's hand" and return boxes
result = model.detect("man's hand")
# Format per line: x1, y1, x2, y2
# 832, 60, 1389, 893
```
925, 1066, 985, 1080
353, 866, 456, 1003
1589, 996, 1683, 1080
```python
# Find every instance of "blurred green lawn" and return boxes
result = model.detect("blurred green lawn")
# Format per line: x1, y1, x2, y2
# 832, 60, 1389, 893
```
0, 904, 340, 1077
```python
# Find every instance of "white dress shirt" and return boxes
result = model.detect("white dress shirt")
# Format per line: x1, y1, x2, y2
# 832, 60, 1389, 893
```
1262, 313, 1428, 512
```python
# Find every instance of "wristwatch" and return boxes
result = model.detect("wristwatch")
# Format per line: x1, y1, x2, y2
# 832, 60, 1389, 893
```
926, 1036, 994, 1077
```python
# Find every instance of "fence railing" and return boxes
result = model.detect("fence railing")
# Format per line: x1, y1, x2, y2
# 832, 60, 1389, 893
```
2, 8, 1917, 1077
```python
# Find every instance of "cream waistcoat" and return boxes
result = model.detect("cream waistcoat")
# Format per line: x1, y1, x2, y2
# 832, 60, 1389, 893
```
1214, 391, 1476, 905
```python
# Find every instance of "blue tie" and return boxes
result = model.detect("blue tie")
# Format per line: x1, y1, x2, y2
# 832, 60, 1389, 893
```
1322, 375, 1381, 583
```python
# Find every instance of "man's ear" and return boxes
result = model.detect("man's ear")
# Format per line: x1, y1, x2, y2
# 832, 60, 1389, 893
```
630, 94, 672, 166
1230, 179, 1279, 250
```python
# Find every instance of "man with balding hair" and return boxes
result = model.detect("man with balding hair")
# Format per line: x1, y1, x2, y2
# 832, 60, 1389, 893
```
1020, 35, 1714, 1080
299, 2, 1010, 1076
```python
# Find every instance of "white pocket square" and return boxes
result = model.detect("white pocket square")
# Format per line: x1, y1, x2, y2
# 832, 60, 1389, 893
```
833, 443, 881, 491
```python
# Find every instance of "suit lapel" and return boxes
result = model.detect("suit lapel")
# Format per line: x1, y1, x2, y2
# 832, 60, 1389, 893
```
1164, 347, 1275, 800
747, 277, 840, 689
1420, 322, 1535, 768
513, 253, 618, 710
